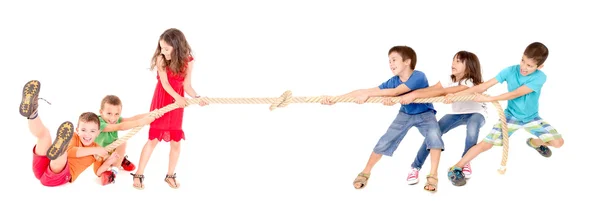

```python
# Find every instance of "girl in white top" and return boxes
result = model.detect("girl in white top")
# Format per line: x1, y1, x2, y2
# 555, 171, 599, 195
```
392, 51, 487, 185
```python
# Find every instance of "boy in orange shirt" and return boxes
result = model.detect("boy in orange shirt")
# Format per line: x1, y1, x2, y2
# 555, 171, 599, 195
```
19, 80, 154, 186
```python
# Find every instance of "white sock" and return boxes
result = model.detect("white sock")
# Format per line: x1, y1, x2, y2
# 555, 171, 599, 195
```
110, 166, 119, 175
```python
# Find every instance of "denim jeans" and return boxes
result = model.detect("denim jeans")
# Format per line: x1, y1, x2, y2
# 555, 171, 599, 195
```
373, 110, 444, 157
410, 113, 485, 170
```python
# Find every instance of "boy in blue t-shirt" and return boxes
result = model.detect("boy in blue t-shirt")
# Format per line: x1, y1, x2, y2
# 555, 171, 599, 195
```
321, 46, 444, 192
445, 42, 563, 186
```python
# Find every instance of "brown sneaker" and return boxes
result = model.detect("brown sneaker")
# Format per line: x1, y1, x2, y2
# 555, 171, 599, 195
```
20, 80, 41, 118
19, 80, 50, 119
46, 121, 74, 160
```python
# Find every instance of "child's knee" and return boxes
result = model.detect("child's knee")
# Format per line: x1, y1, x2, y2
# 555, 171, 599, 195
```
548, 138, 564, 148
479, 141, 494, 151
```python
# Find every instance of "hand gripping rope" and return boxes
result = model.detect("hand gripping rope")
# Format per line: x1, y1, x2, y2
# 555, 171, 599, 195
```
96, 91, 510, 174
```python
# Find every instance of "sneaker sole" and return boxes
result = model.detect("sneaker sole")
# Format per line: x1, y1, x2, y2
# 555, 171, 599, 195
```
20, 80, 41, 118
407, 179, 419, 185
46, 121, 74, 160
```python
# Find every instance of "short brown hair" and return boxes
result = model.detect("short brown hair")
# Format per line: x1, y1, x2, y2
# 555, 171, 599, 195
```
79, 112, 100, 129
388, 46, 417, 70
524, 42, 549, 66
100, 95, 122, 110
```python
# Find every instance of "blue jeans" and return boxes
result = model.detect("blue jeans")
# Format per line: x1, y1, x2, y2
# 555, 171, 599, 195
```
411, 113, 485, 170
373, 110, 444, 156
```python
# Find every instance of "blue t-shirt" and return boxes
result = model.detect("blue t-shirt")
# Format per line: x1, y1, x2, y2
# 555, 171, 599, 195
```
378, 70, 436, 115
495, 65, 546, 122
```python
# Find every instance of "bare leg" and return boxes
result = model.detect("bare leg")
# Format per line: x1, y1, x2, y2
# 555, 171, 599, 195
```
166, 141, 181, 188
132, 139, 159, 188
30, 115, 52, 156
352, 152, 383, 189
30, 116, 71, 173
112, 142, 127, 168
530, 138, 564, 148
424, 149, 441, 191
49, 151, 68, 173
360, 152, 382, 174
456, 142, 493, 168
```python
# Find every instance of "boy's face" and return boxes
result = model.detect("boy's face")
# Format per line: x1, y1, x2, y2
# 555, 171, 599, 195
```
159, 39, 174, 61
389, 52, 410, 75
451, 56, 466, 77
100, 103, 122, 124
77, 121, 99, 146
519, 55, 544, 76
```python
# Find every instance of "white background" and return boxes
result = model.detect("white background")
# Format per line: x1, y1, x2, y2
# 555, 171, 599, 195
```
0, 0, 597, 209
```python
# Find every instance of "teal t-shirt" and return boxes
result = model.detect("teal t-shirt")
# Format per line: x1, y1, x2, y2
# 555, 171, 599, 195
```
95, 115, 123, 147
495, 65, 546, 122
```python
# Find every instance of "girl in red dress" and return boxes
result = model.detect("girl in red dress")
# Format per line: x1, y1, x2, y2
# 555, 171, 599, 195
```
131, 28, 208, 190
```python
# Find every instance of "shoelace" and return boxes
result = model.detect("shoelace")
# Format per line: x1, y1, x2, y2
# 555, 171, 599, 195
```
39, 97, 51, 105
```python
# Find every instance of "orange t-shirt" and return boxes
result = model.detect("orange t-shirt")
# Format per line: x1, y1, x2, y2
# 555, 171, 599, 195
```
66, 133, 105, 182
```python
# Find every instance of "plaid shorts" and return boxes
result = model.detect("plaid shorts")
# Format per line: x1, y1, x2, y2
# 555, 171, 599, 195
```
483, 114, 562, 146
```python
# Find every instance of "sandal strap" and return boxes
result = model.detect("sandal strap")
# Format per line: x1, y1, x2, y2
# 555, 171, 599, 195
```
165, 173, 177, 179
426, 175, 438, 180
357, 172, 370, 179
130, 173, 145, 180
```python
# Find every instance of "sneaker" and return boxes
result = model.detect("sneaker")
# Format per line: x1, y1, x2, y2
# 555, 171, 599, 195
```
121, 155, 136, 171
447, 166, 466, 186
100, 171, 116, 186
406, 168, 419, 185
19, 80, 50, 119
526, 138, 552, 158
463, 162, 472, 179
46, 121, 74, 160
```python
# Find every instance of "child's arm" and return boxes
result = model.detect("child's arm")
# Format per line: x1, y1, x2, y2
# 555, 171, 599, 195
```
67, 147, 106, 158
455, 78, 499, 95
484, 85, 533, 101
408, 82, 467, 98
345, 84, 411, 98
358, 72, 433, 98
366, 84, 412, 97
121, 113, 147, 122
102, 115, 155, 132
156, 57, 185, 100
183, 60, 199, 97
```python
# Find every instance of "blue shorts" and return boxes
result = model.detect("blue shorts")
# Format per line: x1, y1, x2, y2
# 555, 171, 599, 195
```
373, 110, 444, 156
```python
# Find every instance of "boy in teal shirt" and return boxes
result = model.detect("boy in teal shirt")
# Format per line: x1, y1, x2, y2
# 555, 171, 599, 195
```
96, 95, 157, 185
445, 42, 564, 186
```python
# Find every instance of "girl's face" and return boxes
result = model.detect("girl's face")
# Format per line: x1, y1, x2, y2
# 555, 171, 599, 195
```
451, 55, 466, 78
159, 40, 174, 60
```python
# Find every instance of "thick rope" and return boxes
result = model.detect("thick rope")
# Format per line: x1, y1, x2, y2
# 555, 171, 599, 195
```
97, 91, 510, 174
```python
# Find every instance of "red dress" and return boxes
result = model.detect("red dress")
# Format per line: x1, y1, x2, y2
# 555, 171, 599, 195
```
148, 57, 193, 142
